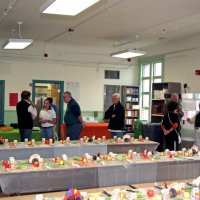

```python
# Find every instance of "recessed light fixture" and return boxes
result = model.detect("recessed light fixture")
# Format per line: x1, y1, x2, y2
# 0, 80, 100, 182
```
110, 49, 146, 59
2, 22, 33, 50
40, 0, 100, 16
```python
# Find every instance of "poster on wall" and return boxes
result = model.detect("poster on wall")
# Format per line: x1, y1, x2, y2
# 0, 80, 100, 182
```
65, 81, 80, 102
9, 93, 18, 106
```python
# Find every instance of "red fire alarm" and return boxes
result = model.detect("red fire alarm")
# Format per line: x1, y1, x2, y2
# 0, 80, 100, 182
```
195, 70, 200, 75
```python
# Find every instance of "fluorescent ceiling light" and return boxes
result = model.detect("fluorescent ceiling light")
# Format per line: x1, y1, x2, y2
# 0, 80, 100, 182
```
40, 0, 100, 16
110, 49, 146, 59
2, 39, 33, 50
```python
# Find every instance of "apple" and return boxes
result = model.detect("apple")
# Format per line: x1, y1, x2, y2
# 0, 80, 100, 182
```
82, 158, 87, 163
168, 153, 173, 158
45, 140, 50, 145
33, 161, 39, 167
55, 157, 61, 163
79, 157, 84, 161
184, 152, 189, 157
103, 155, 108, 160
5, 162, 11, 168
59, 160, 64, 165
3, 160, 9, 166
140, 152, 144, 158
177, 150, 182, 155
107, 156, 111, 161
147, 189, 155, 197
160, 152, 164, 156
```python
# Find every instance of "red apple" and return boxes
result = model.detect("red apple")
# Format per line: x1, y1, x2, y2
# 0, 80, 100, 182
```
147, 189, 155, 197
3, 160, 9, 166
33, 161, 39, 167
45, 140, 50, 145
55, 157, 61, 163
140, 152, 144, 158
4, 162, 11, 168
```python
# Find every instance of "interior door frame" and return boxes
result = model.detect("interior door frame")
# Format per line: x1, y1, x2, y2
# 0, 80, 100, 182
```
0, 80, 5, 125
32, 80, 64, 138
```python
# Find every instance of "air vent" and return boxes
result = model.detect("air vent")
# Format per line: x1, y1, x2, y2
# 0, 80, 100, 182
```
105, 70, 120, 79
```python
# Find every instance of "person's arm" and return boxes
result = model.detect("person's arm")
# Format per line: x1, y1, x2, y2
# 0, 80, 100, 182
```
104, 107, 112, 122
177, 107, 184, 118
71, 104, 85, 127
187, 112, 197, 124
28, 100, 37, 119
78, 115, 85, 128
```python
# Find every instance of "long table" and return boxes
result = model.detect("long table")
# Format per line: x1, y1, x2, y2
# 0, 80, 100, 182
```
0, 156, 199, 194
0, 140, 159, 160
0, 179, 193, 200
0, 129, 41, 142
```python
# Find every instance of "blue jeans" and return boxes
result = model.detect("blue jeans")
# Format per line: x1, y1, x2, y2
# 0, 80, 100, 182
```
110, 132, 123, 139
66, 124, 83, 140
41, 126, 54, 139
19, 129, 32, 142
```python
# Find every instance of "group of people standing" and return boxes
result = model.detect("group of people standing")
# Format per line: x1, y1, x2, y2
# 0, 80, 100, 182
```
16, 91, 57, 141
16, 90, 125, 142
16, 90, 200, 150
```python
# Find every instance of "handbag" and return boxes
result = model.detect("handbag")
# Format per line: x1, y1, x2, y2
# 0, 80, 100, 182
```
167, 113, 181, 144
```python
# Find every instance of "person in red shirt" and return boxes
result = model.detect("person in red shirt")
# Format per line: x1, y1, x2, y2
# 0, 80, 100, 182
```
161, 101, 181, 151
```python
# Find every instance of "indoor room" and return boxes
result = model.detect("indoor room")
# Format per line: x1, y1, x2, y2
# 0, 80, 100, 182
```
0, 0, 200, 199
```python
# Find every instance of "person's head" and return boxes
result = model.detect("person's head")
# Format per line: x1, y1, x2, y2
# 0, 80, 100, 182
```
47, 97, 53, 104
63, 91, 72, 103
112, 93, 120, 105
171, 93, 179, 103
167, 101, 178, 113
43, 98, 51, 110
21, 90, 31, 100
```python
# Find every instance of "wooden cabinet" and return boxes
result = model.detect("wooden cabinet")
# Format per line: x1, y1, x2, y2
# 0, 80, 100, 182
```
151, 82, 181, 123
121, 86, 140, 134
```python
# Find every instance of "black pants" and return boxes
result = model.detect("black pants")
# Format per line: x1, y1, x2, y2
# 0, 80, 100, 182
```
165, 131, 180, 151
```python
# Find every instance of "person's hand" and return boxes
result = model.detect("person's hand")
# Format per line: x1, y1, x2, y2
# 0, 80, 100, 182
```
81, 121, 86, 128
163, 129, 170, 135
28, 98, 35, 108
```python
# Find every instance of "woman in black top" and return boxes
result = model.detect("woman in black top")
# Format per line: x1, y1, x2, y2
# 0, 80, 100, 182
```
161, 101, 181, 151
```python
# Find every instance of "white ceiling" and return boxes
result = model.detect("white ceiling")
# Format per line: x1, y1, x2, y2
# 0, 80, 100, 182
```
1, 0, 200, 66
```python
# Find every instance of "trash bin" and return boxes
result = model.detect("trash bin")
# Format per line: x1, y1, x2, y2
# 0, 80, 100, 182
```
142, 123, 163, 151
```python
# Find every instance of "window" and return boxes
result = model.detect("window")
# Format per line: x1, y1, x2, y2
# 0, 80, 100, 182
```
139, 57, 164, 121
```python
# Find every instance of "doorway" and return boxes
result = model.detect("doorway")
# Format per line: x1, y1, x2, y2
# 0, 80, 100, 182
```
104, 85, 120, 112
0, 80, 5, 125
32, 80, 64, 138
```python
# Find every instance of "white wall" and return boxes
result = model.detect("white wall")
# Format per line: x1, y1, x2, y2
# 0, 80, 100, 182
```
0, 59, 138, 111
145, 34, 200, 92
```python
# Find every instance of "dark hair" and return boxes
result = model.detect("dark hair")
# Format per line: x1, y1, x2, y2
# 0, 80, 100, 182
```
167, 101, 178, 112
44, 98, 52, 110
21, 90, 31, 100
47, 97, 53, 104
64, 91, 72, 97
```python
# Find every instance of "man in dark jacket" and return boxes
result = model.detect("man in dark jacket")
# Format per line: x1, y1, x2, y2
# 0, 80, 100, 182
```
104, 93, 125, 138
16, 90, 37, 141
63, 91, 85, 140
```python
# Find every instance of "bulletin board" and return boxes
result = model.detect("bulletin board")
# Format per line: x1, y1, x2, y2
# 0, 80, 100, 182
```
65, 81, 80, 102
